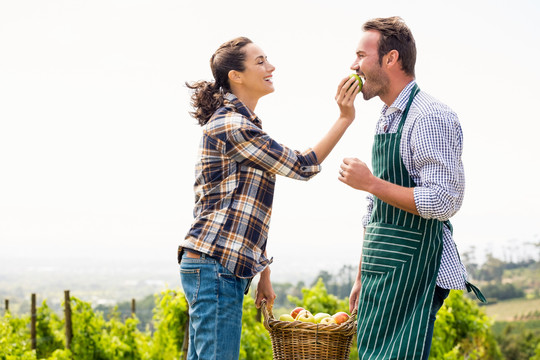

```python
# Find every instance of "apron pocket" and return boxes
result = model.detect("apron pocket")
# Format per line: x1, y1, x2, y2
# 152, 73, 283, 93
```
362, 222, 423, 274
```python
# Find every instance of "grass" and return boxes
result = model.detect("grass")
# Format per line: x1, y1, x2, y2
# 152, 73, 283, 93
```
482, 297, 540, 321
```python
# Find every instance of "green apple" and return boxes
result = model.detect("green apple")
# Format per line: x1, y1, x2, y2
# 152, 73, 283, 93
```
278, 314, 295, 322
320, 316, 337, 324
314, 312, 331, 323
349, 73, 363, 92
295, 309, 316, 323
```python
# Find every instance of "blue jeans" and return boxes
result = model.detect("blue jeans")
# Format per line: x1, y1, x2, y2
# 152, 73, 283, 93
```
180, 253, 249, 360
422, 286, 450, 360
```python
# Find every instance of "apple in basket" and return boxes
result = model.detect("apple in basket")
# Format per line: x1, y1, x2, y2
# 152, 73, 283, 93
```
332, 311, 350, 324
313, 312, 331, 323
295, 309, 316, 323
320, 316, 337, 324
278, 314, 295, 322
290, 307, 305, 319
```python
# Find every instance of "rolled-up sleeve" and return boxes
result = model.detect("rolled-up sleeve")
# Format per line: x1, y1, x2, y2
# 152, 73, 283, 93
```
226, 120, 321, 180
412, 111, 465, 221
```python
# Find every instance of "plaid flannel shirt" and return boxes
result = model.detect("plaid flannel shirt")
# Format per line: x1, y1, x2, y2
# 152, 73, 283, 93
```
179, 93, 321, 278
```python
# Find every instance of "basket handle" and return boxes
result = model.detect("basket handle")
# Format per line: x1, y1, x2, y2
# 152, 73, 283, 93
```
260, 299, 274, 330
347, 308, 358, 324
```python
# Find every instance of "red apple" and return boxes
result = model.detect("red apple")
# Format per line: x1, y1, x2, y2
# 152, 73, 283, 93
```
332, 311, 350, 324
290, 307, 305, 319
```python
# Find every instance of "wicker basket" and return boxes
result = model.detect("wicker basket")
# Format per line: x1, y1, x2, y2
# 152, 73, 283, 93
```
261, 300, 357, 360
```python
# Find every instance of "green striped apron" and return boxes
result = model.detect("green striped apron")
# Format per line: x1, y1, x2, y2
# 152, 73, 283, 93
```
357, 84, 442, 359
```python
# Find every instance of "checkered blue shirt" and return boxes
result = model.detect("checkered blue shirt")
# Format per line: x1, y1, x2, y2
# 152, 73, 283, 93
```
362, 80, 468, 290
180, 93, 321, 278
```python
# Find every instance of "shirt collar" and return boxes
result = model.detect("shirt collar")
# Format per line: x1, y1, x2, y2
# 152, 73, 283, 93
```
223, 92, 262, 127
380, 80, 417, 117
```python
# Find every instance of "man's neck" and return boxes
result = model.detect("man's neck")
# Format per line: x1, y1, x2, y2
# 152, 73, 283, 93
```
380, 76, 415, 107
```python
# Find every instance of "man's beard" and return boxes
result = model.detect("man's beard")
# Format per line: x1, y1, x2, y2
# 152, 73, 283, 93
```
361, 68, 389, 101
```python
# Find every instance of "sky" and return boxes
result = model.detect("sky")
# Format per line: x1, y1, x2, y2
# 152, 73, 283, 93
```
1, 0, 539, 284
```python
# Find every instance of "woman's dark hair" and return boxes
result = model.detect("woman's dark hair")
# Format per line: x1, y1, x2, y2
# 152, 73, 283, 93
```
363, 16, 416, 77
186, 37, 253, 125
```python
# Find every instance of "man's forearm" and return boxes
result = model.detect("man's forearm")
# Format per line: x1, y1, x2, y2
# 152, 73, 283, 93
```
368, 178, 419, 215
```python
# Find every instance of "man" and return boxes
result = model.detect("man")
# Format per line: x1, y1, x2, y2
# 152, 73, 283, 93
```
338, 17, 485, 359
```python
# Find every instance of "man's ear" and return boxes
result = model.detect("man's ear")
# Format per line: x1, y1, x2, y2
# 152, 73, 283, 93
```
385, 50, 399, 67
228, 70, 242, 85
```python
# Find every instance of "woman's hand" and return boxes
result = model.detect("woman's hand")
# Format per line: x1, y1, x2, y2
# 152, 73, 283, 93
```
255, 266, 276, 308
335, 76, 359, 124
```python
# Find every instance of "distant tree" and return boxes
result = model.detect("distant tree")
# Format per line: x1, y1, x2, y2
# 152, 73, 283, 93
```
478, 253, 505, 283
311, 270, 333, 287
481, 283, 525, 301
461, 246, 479, 280
310, 266, 356, 299
534, 239, 540, 263
271, 282, 296, 308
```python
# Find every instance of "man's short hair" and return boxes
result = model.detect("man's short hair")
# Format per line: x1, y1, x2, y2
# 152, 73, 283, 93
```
363, 16, 416, 77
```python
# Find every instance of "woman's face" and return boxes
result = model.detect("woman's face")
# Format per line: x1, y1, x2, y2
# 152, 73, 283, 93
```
237, 43, 276, 98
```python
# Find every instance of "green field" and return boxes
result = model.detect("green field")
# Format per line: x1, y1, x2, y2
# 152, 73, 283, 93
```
483, 297, 540, 321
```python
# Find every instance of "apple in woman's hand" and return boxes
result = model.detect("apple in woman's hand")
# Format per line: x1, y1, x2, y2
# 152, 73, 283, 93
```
349, 73, 363, 93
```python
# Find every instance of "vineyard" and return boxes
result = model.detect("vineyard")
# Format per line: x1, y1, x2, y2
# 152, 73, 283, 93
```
0, 278, 534, 360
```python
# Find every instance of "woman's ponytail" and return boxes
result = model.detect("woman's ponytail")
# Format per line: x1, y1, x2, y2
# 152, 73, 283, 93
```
186, 37, 253, 126
185, 80, 224, 126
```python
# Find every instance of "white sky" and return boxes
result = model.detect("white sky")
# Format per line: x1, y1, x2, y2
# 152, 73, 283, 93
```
1, 0, 539, 280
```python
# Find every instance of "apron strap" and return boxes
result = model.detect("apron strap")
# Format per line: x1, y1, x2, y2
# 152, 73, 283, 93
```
466, 281, 487, 303
396, 83, 420, 133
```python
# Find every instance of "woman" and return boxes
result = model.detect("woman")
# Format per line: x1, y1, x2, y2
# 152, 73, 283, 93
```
178, 36, 359, 360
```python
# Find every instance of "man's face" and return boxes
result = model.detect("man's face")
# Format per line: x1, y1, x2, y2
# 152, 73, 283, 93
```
350, 30, 390, 101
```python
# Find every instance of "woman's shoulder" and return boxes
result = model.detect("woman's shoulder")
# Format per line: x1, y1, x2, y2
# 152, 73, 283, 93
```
204, 106, 255, 135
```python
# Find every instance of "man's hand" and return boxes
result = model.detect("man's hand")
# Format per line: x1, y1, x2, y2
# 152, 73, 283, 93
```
349, 278, 362, 313
339, 157, 375, 191
339, 157, 419, 215
255, 267, 276, 308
